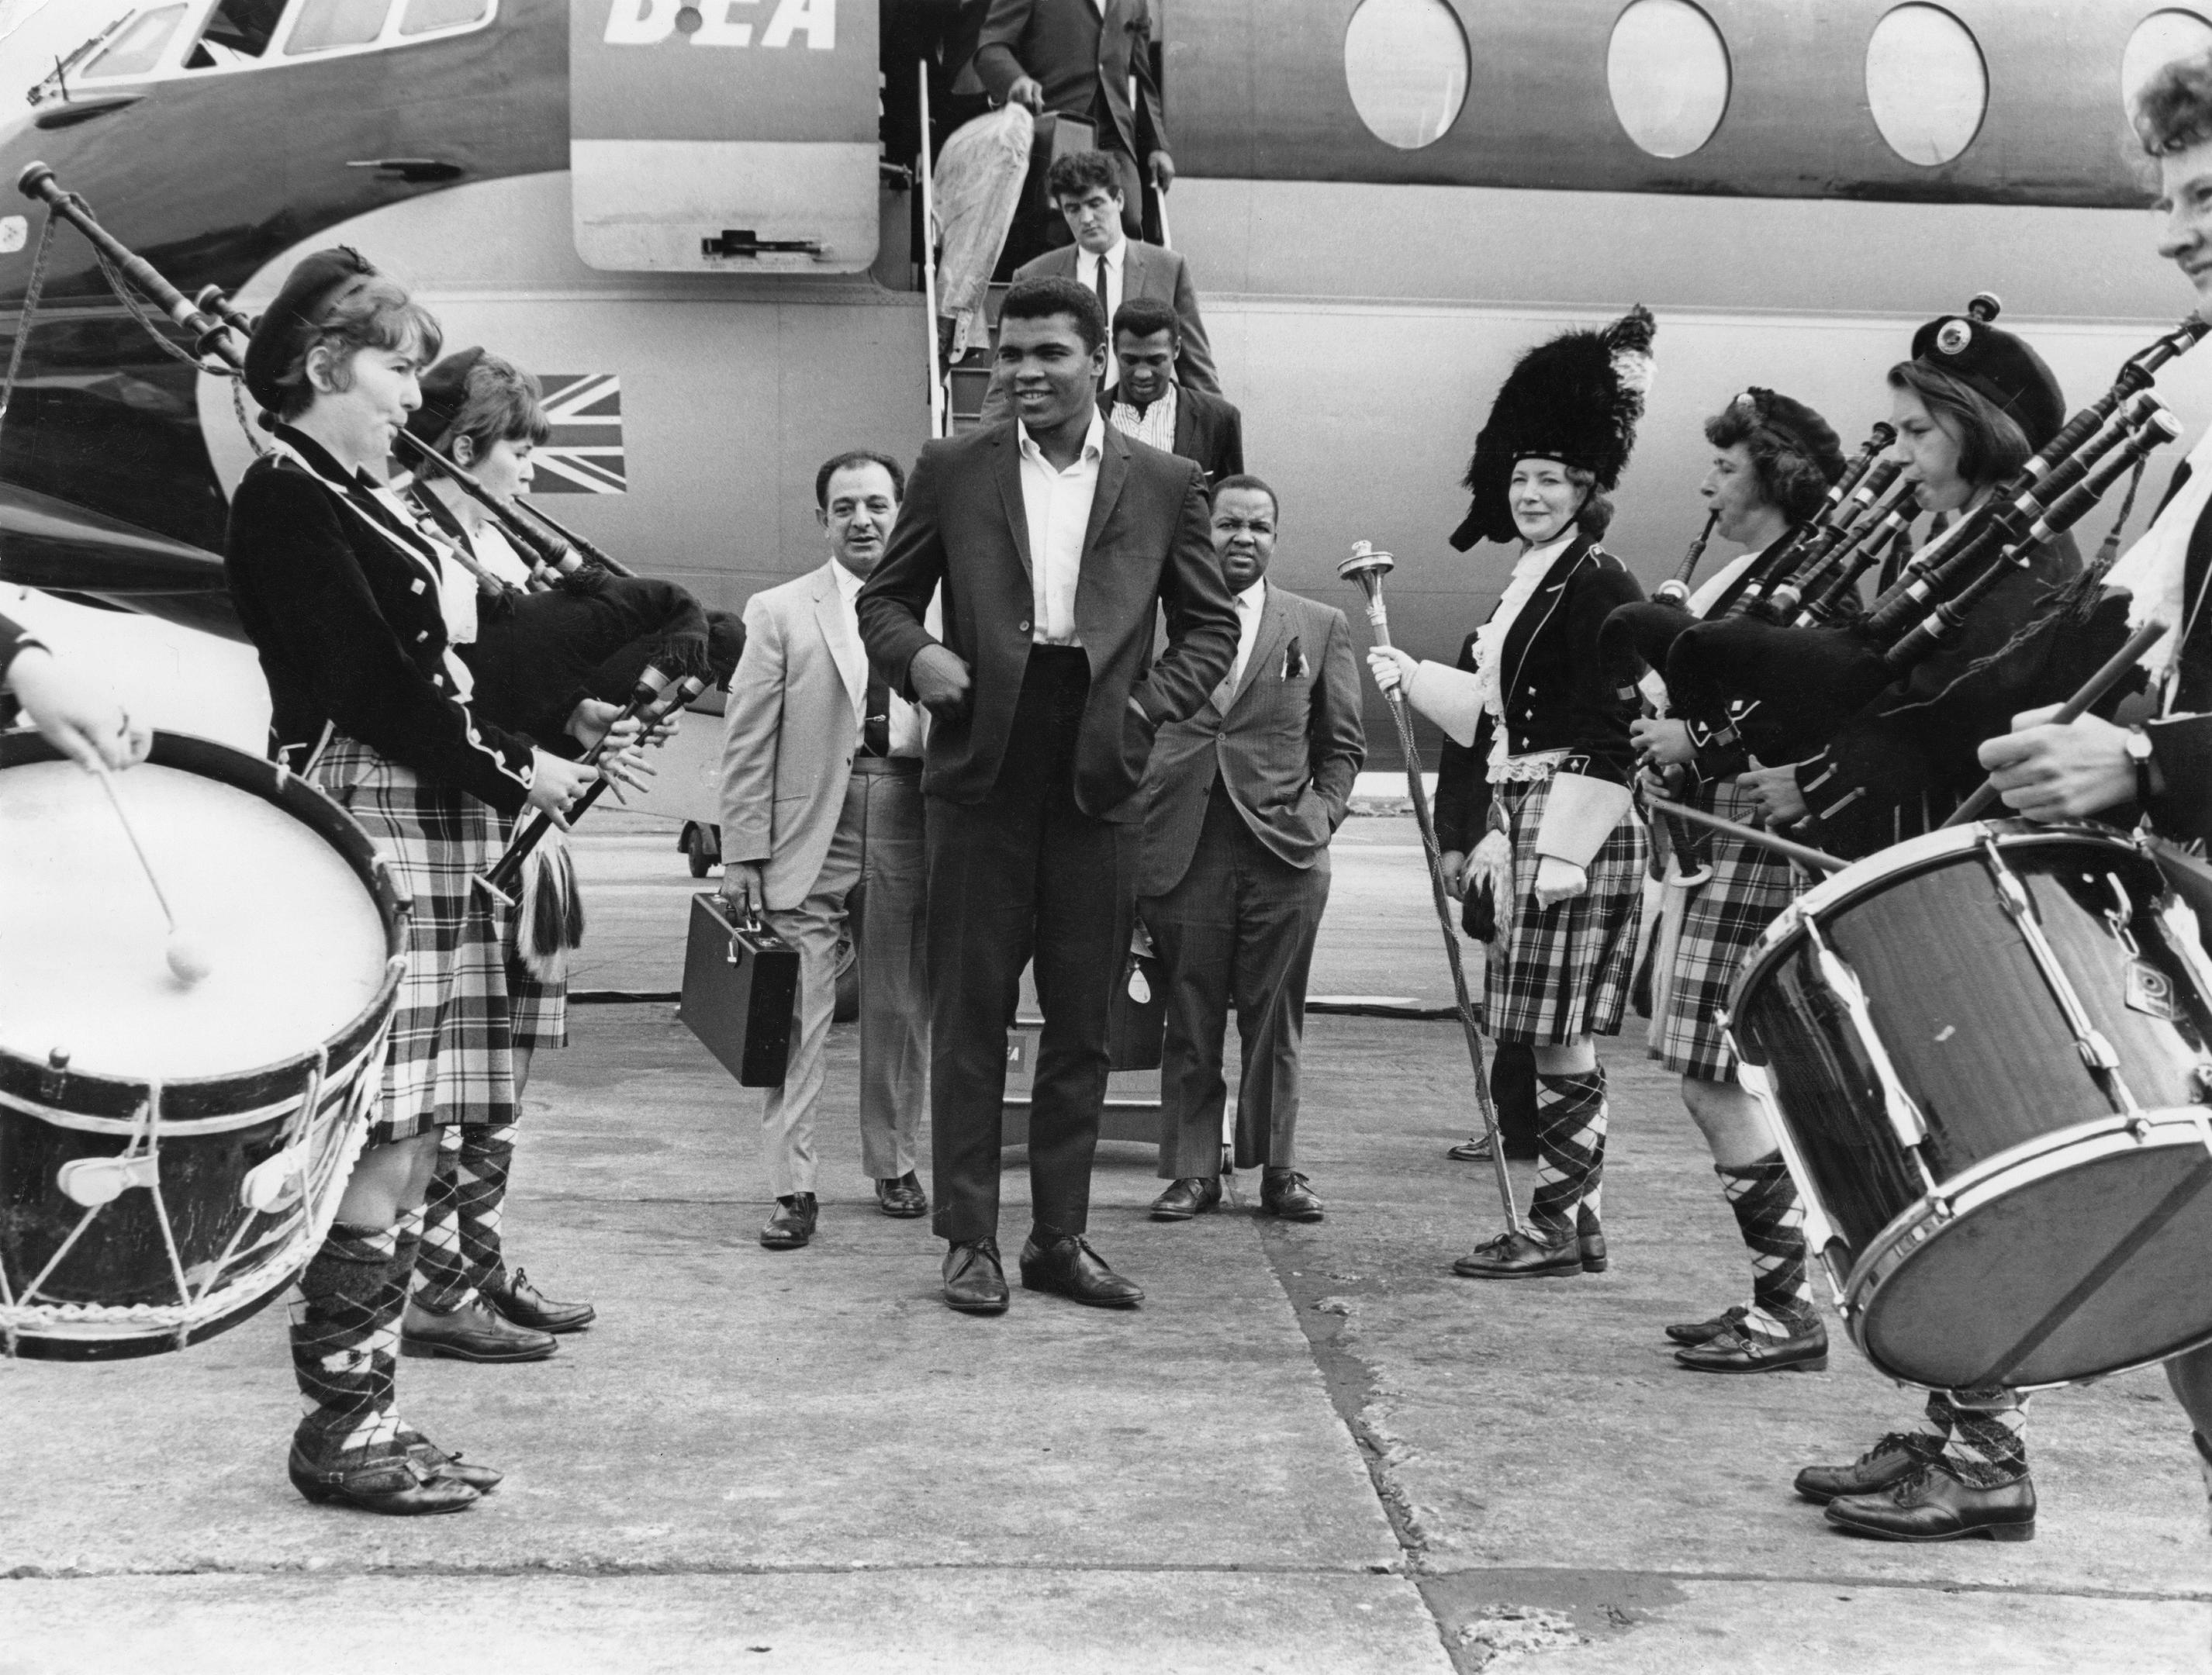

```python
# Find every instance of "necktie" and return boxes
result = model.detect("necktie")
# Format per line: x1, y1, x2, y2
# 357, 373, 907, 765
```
1094, 256, 1115, 389
863, 668, 890, 758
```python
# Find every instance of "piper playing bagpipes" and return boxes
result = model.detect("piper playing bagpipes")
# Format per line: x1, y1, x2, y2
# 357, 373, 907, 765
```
1367, 306, 1652, 1280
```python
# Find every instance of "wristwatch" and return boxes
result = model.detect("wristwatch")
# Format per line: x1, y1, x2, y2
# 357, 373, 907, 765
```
2125, 724, 2156, 807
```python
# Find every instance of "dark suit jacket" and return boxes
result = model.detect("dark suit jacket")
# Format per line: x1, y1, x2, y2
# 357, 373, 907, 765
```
1101, 383, 1243, 489
856, 418, 1239, 820
1433, 537, 1644, 855
1138, 583, 1364, 896
973, 0, 1166, 166
1014, 238, 1218, 393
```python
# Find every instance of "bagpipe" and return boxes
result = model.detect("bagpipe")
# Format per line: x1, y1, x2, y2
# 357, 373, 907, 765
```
1653, 316, 2207, 775
16, 162, 747, 965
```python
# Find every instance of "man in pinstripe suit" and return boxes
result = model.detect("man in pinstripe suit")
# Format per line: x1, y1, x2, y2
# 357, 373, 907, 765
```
1135, 475, 1365, 1222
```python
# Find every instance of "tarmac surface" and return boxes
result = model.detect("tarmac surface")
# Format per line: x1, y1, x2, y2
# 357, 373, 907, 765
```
4, 811, 2209, 1673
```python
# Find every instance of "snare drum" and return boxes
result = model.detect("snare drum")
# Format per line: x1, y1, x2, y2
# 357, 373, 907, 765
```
0, 731, 407, 1359
1728, 820, 2212, 1393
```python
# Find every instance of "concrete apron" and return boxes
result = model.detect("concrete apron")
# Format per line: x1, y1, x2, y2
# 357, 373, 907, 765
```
5, 1003, 2210, 1670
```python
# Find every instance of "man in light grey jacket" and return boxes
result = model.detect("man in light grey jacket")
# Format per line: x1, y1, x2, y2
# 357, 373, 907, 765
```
720, 451, 929, 1249
1135, 475, 1364, 1224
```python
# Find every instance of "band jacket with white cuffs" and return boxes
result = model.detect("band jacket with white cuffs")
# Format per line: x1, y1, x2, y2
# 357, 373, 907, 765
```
1428, 534, 1646, 868
224, 424, 536, 814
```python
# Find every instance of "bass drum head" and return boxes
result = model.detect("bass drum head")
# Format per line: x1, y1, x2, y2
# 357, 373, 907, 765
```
1856, 1117, 2212, 1390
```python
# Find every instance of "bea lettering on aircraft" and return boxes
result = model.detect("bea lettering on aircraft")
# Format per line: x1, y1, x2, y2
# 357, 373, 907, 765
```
606, 0, 835, 49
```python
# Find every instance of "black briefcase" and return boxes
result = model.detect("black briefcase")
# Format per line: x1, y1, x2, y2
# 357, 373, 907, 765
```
680, 893, 800, 1086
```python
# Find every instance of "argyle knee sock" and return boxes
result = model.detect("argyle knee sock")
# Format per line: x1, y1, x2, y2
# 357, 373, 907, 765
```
453, 1123, 517, 1297
412, 1125, 472, 1314
1926, 1389, 2030, 1486
392, 1203, 423, 1301
1716, 1152, 1816, 1338
1531, 1069, 1606, 1238
289, 1221, 403, 1463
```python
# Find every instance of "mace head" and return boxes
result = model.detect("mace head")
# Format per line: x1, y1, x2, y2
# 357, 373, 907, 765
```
1338, 540, 1395, 596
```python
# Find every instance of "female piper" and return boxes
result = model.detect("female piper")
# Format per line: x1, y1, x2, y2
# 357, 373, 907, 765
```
1369, 306, 1653, 1278
392, 349, 608, 1359
1632, 391, 1846, 1375
224, 250, 596, 1514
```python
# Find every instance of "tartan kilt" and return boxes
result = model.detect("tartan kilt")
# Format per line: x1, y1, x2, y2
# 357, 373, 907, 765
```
311, 737, 518, 1144
1652, 780, 1804, 1079
500, 817, 569, 1052
1484, 773, 1647, 1045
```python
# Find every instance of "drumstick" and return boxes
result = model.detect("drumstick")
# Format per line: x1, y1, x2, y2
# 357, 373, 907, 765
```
1645, 795, 1851, 874
91, 762, 213, 985
1941, 620, 2170, 828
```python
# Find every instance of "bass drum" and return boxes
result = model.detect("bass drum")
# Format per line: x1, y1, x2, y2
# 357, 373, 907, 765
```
1728, 820, 2212, 1393
0, 732, 407, 1359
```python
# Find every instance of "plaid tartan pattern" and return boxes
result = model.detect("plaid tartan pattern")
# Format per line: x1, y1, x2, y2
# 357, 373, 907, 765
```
1654, 781, 1802, 1078
1923, 1389, 2030, 1487
413, 1124, 519, 1311
1486, 775, 1647, 1045
1718, 1154, 1816, 1336
1530, 1069, 1607, 1235
313, 738, 518, 1144
499, 816, 569, 1051
288, 1221, 404, 1463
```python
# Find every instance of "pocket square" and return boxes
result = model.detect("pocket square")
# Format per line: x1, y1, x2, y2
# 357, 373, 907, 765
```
1282, 636, 1306, 681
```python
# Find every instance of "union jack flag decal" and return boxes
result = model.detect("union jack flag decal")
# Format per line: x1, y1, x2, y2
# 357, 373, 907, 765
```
531, 374, 625, 494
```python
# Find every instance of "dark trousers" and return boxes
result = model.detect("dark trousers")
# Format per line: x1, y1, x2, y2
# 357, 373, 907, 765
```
1142, 781, 1331, 1178
925, 648, 1124, 1244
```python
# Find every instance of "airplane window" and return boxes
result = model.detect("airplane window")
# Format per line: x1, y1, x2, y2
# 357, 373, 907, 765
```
1606, 0, 1730, 159
399, 0, 487, 33
285, 0, 391, 54
2124, 10, 2212, 124
185, 0, 285, 68
1864, 4, 1986, 167
79, 2, 185, 78
1343, 0, 1469, 150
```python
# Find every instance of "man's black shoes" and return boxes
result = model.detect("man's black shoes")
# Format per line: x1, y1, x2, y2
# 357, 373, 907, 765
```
1149, 1176, 1222, 1220
759, 1193, 819, 1250
876, 1172, 929, 1218
1259, 1168, 1324, 1221
942, 1238, 1010, 1314
1019, 1233, 1144, 1307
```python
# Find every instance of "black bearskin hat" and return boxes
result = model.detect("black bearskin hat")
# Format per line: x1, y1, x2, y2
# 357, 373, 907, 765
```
1450, 304, 1656, 551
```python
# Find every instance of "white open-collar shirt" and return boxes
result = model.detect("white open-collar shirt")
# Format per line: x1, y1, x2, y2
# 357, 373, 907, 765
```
1018, 408, 1107, 648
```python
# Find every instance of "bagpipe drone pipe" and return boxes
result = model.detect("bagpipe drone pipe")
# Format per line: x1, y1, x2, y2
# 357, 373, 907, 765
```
1658, 324, 2207, 782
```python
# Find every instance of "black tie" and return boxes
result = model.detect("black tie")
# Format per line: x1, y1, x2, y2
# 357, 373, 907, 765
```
863, 668, 890, 758
1094, 257, 1114, 389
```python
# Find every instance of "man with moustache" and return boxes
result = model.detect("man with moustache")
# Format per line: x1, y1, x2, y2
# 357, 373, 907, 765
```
720, 451, 931, 1250
1136, 475, 1363, 1223
857, 275, 1239, 1315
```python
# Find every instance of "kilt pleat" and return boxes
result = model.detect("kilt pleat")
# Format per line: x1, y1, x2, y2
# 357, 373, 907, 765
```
1652, 780, 1804, 1079
313, 737, 517, 1144
1485, 774, 1647, 1045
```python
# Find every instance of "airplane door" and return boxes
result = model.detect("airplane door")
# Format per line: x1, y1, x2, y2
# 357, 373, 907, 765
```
569, 0, 879, 274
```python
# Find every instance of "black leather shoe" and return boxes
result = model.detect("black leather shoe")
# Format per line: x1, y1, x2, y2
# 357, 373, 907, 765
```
1824, 1463, 2036, 1542
1447, 1131, 1540, 1162
288, 1442, 478, 1514
1576, 1205, 1607, 1273
1150, 1176, 1222, 1220
1675, 1318, 1828, 1374
1260, 1168, 1325, 1221
1793, 1432, 1946, 1504
401, 1297, 558, 1363
1664, 1304, 1748, 1346
482, 1267, 596, 1334
397, 1428, 504, 1492
942, 1238, 1009, 1314
1019, 1233, 1144, 1307
875, 1172, 928, 1218
1451, 1227, 1582, 1279
759, 1192, 818, 1249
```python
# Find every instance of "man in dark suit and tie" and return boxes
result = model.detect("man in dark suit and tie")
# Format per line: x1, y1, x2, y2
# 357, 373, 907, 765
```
1102, 296, 1243, 490
974, 0, 1170, 243
1135, 476, 1364, 1224
858, 275, 1239, 1315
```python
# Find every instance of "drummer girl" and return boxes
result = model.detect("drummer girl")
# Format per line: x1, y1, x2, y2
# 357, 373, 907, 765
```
1367, 306, 1652, 1279
225, 249, 595, 1514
